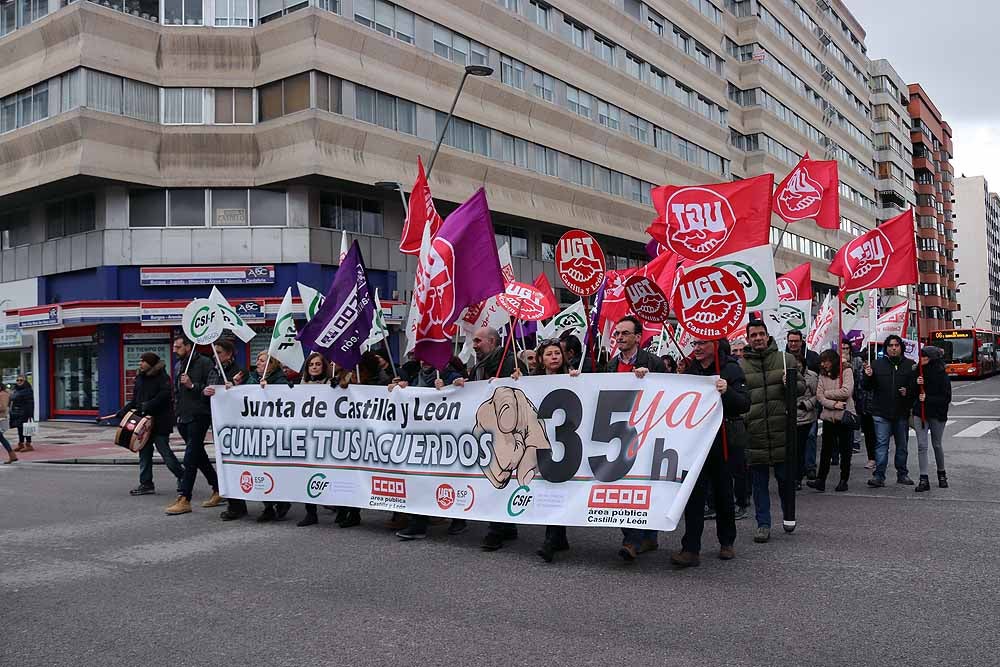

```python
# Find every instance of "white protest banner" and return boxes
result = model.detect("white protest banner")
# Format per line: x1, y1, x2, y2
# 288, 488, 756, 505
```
876, 301, 908, 339
211, 373, 723, 531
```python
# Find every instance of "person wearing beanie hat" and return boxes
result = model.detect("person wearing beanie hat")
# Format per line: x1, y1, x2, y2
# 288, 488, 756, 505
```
124, 350, 183, 497
911, 345, 951, 492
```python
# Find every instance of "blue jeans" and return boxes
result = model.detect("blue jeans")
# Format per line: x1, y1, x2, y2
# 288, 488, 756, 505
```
750, 463, 789, 529
805, 420, 818, 471
138, 433, 185, 490
0, 428, 11, 453
178, 417, 218, 500
873, 416, 909, 480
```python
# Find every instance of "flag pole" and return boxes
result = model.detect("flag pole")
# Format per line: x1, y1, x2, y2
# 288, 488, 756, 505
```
714, 340, 729, 461
496, 303, 523, 379
577, 296, 589, 372
382, 338, 398, 378
772, 221, 790, 257
183, 343, 197, 376
837, 279, 844, 387
211, 343, 228, 385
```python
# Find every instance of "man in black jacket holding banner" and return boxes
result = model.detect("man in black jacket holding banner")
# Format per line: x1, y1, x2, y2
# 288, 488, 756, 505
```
671, 338, 750, 567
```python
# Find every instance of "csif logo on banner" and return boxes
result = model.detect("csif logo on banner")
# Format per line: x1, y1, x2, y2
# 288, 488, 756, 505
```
306, 473, 329, 499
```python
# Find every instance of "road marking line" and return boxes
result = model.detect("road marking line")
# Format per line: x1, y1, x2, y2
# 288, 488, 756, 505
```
954, 421, 1000, 438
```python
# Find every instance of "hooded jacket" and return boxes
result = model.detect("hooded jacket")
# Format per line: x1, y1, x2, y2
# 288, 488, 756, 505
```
124, 361, 175, 436
862, 353, 916, 420
911, 352, 951, 421
9, 381, 34, 428
740, 339, 805, 465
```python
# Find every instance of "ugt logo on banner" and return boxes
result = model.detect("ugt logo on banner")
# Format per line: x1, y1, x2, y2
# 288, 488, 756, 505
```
673, 266, 747, 339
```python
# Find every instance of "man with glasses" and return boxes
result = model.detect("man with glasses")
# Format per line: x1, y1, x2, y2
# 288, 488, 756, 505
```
609, 315, 665, 561
862, 335, 916, 487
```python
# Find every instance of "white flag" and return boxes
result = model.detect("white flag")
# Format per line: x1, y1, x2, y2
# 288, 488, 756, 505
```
267, 287, 305, 370
537, 300, 587, 340
339, 231, 349, 264
806, 293, 836, 351
296, 282, 326, 322
763, 300, 811, 350
690, 243, 780, 313
364, 288, 390, 350
209, 286, 257, 342
876, 301, 909, 339
404, 222, 433, 357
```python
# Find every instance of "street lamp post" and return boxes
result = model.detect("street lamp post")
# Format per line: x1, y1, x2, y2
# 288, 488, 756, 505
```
425, 64, 494, 180
373, 180, 409, 219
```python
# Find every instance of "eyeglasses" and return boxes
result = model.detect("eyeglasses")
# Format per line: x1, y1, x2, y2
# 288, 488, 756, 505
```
612, 330, 636, 338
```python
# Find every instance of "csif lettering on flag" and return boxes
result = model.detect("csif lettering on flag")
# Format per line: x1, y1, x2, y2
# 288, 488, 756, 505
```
772, 153, 840, 229
647, 174, 773, 263
537, 300, 588, 340
296, 241, 376, 369
829, 209, 917, 290
411, 188, 505, 369
399, 156, 444, 256
267, 287, 304, 370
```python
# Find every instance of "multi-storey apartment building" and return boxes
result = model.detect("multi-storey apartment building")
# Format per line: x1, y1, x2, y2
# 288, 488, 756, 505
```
952, 176, 1000, 331
0, 0, 874, 419
907, 83, 956, 334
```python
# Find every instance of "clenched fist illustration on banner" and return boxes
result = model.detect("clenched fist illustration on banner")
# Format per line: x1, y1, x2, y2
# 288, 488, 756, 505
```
475, 387, 552, 489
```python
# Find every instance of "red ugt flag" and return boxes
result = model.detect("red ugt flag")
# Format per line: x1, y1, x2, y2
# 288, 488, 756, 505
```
772, 153, 840, 230
648, 174, 773, 263
829, 209, 917, 291
776, 262, 813, 301
399, 156, 444, 256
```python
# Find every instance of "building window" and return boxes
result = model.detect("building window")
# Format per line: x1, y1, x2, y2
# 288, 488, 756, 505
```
593, 34, 615, 65
215, 0, 253, 26
128, 190, 167, 228
45, 194, 97, 240
163, 0, 203, 24
532, 70, 554, 102
168, 189, 206, 227
320, 192, 383, 236
433, 25, 483, 65
647, 10, 664, 35
495, 225, 528, 258
53, 340, 99, 413
566, 86, 591, 119
541, 235, 558, 261
527, 0, 549, 30
258, 0, 308, 23
163, 88, 206, 125
212, 189, 250, 226
355, 0, 412, 43
129, 189, 285, 227
257, 73, 309, 121
564, 17, 585, 48
500, 55, 525, 90
214, 88, 254, 124
315, 73, 343, 114
625, 53, 644, 79
123, 79, 159, 123
597, 100, 620, 130
356, 86, 415, 134
0, 81, 48, 134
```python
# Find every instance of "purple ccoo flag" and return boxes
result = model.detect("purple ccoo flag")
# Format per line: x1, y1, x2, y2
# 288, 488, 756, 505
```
297, 240, 376, 369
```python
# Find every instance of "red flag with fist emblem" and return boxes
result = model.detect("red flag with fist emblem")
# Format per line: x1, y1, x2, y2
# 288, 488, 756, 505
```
776, 262, 813, 302
532, 273, 560, 320
647, 174, 773, 263
829, 209, 917, 290
399, 156, 444, 256
772, 153, 840, 230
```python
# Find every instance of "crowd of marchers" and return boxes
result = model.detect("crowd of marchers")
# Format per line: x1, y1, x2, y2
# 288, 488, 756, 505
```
91, 314, 951, 568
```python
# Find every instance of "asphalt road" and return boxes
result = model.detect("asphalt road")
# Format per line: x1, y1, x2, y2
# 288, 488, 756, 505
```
2, 375, 999, 667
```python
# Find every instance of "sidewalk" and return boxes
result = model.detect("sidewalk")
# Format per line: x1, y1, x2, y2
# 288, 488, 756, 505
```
6, 421, 213, 465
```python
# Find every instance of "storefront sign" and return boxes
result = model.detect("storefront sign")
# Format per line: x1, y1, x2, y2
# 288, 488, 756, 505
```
140, 266, 275, 286
234, 300, 265, 322
140, 301, 185, 324
0, 326, 22, 348
211, 374, 723, 531
19, 305, 61, 329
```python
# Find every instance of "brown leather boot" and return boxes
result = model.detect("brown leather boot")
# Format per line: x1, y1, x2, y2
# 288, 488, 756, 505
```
201, 491, 225, 508
13, 442, 25, 452
3, 450, 16, 464
20, 443, 34, 452
165, 496, 192, 515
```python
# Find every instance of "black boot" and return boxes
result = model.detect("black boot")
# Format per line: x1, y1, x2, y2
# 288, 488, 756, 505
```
915, 475, 930, 493
806, 479, 825, 492
937, 470, 949, 488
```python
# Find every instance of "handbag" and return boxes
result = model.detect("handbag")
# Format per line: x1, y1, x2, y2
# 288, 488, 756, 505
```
839, 410, 859, 430
22, 419, 39, 437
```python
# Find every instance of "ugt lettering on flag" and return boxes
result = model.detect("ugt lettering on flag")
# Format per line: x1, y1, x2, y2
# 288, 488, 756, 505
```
297, 240, 376, 369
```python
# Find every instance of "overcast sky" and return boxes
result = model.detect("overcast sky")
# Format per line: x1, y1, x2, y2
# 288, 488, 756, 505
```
847, 1, 1000, 189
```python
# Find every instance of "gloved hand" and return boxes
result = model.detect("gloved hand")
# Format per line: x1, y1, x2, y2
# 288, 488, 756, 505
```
475, 386, 551, 489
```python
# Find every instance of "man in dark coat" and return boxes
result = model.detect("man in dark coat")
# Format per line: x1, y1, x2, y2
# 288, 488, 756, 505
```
125, 352, 184, 496
863, 334, 917, 487
671, 338, 751, 567
165, 336, 223, 516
